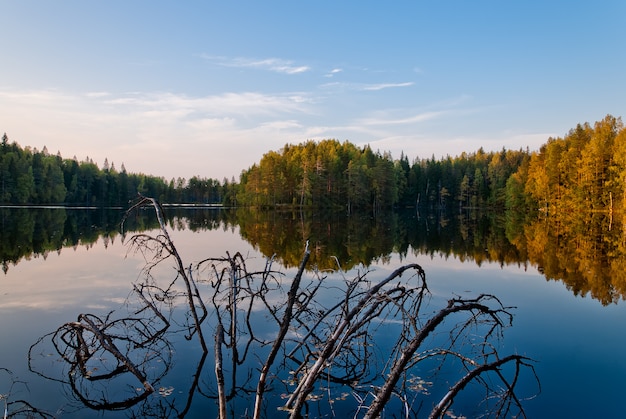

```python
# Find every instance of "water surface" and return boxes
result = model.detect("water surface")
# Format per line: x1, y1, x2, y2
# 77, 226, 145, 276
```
1, 207, 625, 418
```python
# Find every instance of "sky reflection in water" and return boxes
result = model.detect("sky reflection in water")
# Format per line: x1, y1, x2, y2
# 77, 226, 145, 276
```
1, 225, 626, 418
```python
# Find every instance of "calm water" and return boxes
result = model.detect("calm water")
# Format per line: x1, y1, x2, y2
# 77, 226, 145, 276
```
1, 207, 626, 418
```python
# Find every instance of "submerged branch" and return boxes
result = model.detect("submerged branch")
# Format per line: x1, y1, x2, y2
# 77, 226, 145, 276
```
125, 195, 208, 352
77, 314, 154, 393
365, 295, 514, 418
253, 241, 311, 419
429, 354, 536, 419
285, 263, 426, 416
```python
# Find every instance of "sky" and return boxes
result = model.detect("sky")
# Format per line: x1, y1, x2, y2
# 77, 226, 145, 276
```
1, 1, 625, 181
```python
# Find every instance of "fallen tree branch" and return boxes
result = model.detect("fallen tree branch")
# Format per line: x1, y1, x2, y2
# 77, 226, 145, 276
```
285, 263, 426, 417
253, 241, 311, 419
365, 295, 520, 419
429, 354, 534, 419
125, 195, 208, 352
78, 314, 154, 393
215, 324, 227, 419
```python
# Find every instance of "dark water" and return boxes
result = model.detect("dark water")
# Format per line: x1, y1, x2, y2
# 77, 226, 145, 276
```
1, 207, 625, 418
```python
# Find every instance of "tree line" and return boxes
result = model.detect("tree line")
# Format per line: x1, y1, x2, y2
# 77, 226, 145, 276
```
237, 114, 625, 212
514, 114, 626, 212
3, 114, 625, 211
236, 136, 528, 210
0, 133, 230, 206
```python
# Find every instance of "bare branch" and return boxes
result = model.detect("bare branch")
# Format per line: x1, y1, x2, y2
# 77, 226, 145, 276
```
285, 263, 426, 416
429, 354, 535, 419
253, 241, 311, 419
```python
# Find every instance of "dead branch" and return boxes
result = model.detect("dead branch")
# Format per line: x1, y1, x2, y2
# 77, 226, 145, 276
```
429, 354, 535, 419
215, 324, 227, 419
253, 241, 311, 419
1, 368, 54, 418
28, 284, 174, 413
77, 314, 154, 392
285, 263, 426, 417
365, 295, 524, 419
30, 197, 537, 417
125, 196, 208, 352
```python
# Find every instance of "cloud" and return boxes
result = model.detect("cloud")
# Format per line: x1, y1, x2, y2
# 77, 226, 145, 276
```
0, 87, 545, 183
319, 81, 415, 92
361, 82, 415, 91
324, 68, 343, 78
0, 87, 319, 180
258, 120, 303, 131
102, 91, 311, 117
200, 54, 310, 74
84, 91, 111, 98
318, 81, 344, 89
360, 111, 446, 126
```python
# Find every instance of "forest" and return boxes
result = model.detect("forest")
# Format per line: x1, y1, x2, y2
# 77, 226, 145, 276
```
0, 133, 231, 206
237, 138, 526, 210
1, 114, 625, 212
237, 114, 625, 212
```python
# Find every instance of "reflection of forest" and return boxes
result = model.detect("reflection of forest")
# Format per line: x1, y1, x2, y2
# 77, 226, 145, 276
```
237, 208, 534, 271
0, 207, 127, 274
238, 209, 626, 305
521, 212, 626, 305
2, 207, 625, 305
0, 206, 235, 274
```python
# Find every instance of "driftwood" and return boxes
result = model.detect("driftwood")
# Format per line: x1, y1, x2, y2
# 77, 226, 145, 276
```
429, 353, 535, 419
27, 273, 173, 412
365, 295, 533, 419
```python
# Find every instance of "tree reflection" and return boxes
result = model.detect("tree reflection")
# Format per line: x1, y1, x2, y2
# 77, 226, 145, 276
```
517, 211, 626, 305
237, 208, 626, 305
5, 204, 626, 304
0, 206, 235, 274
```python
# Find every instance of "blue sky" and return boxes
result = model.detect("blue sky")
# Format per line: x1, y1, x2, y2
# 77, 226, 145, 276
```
1, 1, 625, 180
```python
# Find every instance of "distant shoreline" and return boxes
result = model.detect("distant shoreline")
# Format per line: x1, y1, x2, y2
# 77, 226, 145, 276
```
0, 203, 225, 210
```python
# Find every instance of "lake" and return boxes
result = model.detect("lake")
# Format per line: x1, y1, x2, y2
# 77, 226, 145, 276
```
1, 206, 625, 418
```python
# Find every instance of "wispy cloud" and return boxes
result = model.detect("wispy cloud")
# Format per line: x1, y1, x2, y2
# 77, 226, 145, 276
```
258, 120, 303, 131
361, 82, 414, 91
324, 68, 343, 78
200, 54, 310, 74
103, 91, 312, 117
0, 87, 319, 179
0, 87, 523, 183
319, 81, 415, 92
84, 91, 111, 98
360, 111, 446, 126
